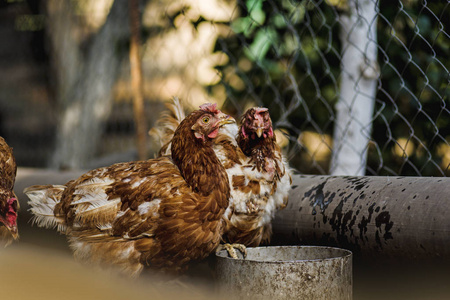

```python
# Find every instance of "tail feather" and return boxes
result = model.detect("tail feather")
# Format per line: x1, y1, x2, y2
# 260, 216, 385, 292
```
24, 185, 67, 232
148, 97, 186, 156
168, 96, 186, 124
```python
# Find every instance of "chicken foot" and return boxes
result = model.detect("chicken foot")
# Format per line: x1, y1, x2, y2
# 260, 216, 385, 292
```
216, 243, 247, 259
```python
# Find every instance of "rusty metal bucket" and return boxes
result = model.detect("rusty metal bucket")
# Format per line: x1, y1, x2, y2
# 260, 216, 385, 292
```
215, 246, 352, 300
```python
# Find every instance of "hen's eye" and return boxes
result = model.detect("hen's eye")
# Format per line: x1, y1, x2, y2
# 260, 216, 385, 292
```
202, 116, 210, 123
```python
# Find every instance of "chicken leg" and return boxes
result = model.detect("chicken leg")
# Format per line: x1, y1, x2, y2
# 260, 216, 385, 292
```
216, 243, 247, 259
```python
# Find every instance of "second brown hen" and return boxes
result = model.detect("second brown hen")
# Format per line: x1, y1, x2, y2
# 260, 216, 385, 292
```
231, 107, 292, 246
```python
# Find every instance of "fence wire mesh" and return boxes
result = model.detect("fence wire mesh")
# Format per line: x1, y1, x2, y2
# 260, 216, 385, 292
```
196, 0, 450, 177
0, 0, 449, 176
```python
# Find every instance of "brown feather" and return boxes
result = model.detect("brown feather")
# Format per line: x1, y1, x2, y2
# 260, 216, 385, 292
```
25, 107, 231, 277
149, 101, 293, 249
0, 137, 19, 246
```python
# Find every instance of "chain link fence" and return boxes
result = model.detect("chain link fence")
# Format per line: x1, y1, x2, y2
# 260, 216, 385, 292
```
1, 0, 449, 176
199, 0, 450, 177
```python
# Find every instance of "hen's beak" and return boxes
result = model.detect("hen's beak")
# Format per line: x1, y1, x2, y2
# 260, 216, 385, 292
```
0, 218, 18, 240
218, 114, 236, 126
256, 128, 263, 138
8, 225, 18, 240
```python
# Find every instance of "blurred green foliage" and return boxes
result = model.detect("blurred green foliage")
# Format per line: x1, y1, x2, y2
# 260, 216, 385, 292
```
204, 0, 450, 176
371, 0, 450, 176
212, 0, 342, 174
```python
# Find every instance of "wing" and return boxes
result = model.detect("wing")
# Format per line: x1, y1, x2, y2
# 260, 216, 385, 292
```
27, 156, 226, 276
225, 143, 292, 245
47, 158, 182, 236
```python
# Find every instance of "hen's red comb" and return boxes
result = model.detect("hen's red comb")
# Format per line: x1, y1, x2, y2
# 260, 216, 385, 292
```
254, 107, 268, 114
199, 103, 219, 113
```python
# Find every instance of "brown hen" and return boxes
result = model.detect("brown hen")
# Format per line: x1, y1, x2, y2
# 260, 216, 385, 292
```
231, 107, 292, 246
0, 137, 19, 246
150, 100, 292, 250
25, 104, 233, 277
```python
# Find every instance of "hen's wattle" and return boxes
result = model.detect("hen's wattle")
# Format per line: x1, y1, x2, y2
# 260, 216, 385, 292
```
0, 136, 19, 247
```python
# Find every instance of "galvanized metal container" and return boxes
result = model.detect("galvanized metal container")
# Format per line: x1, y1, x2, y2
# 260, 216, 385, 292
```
215, 246, 352, 300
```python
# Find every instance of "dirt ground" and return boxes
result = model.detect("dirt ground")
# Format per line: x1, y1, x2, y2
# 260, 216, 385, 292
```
4, 168, 449, 300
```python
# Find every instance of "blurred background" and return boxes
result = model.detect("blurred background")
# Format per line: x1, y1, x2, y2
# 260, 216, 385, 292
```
1, 0, 449, 176
1, 0, 449, 299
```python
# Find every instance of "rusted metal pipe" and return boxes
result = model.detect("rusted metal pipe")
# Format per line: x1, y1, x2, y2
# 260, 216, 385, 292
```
272, 175, 450, 260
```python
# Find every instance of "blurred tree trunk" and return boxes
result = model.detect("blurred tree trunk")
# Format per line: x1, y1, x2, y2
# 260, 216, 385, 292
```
46, 0, 81, 108
330, 0, 379, 176
48, 0, 129, 169
128, 0, 148, 161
